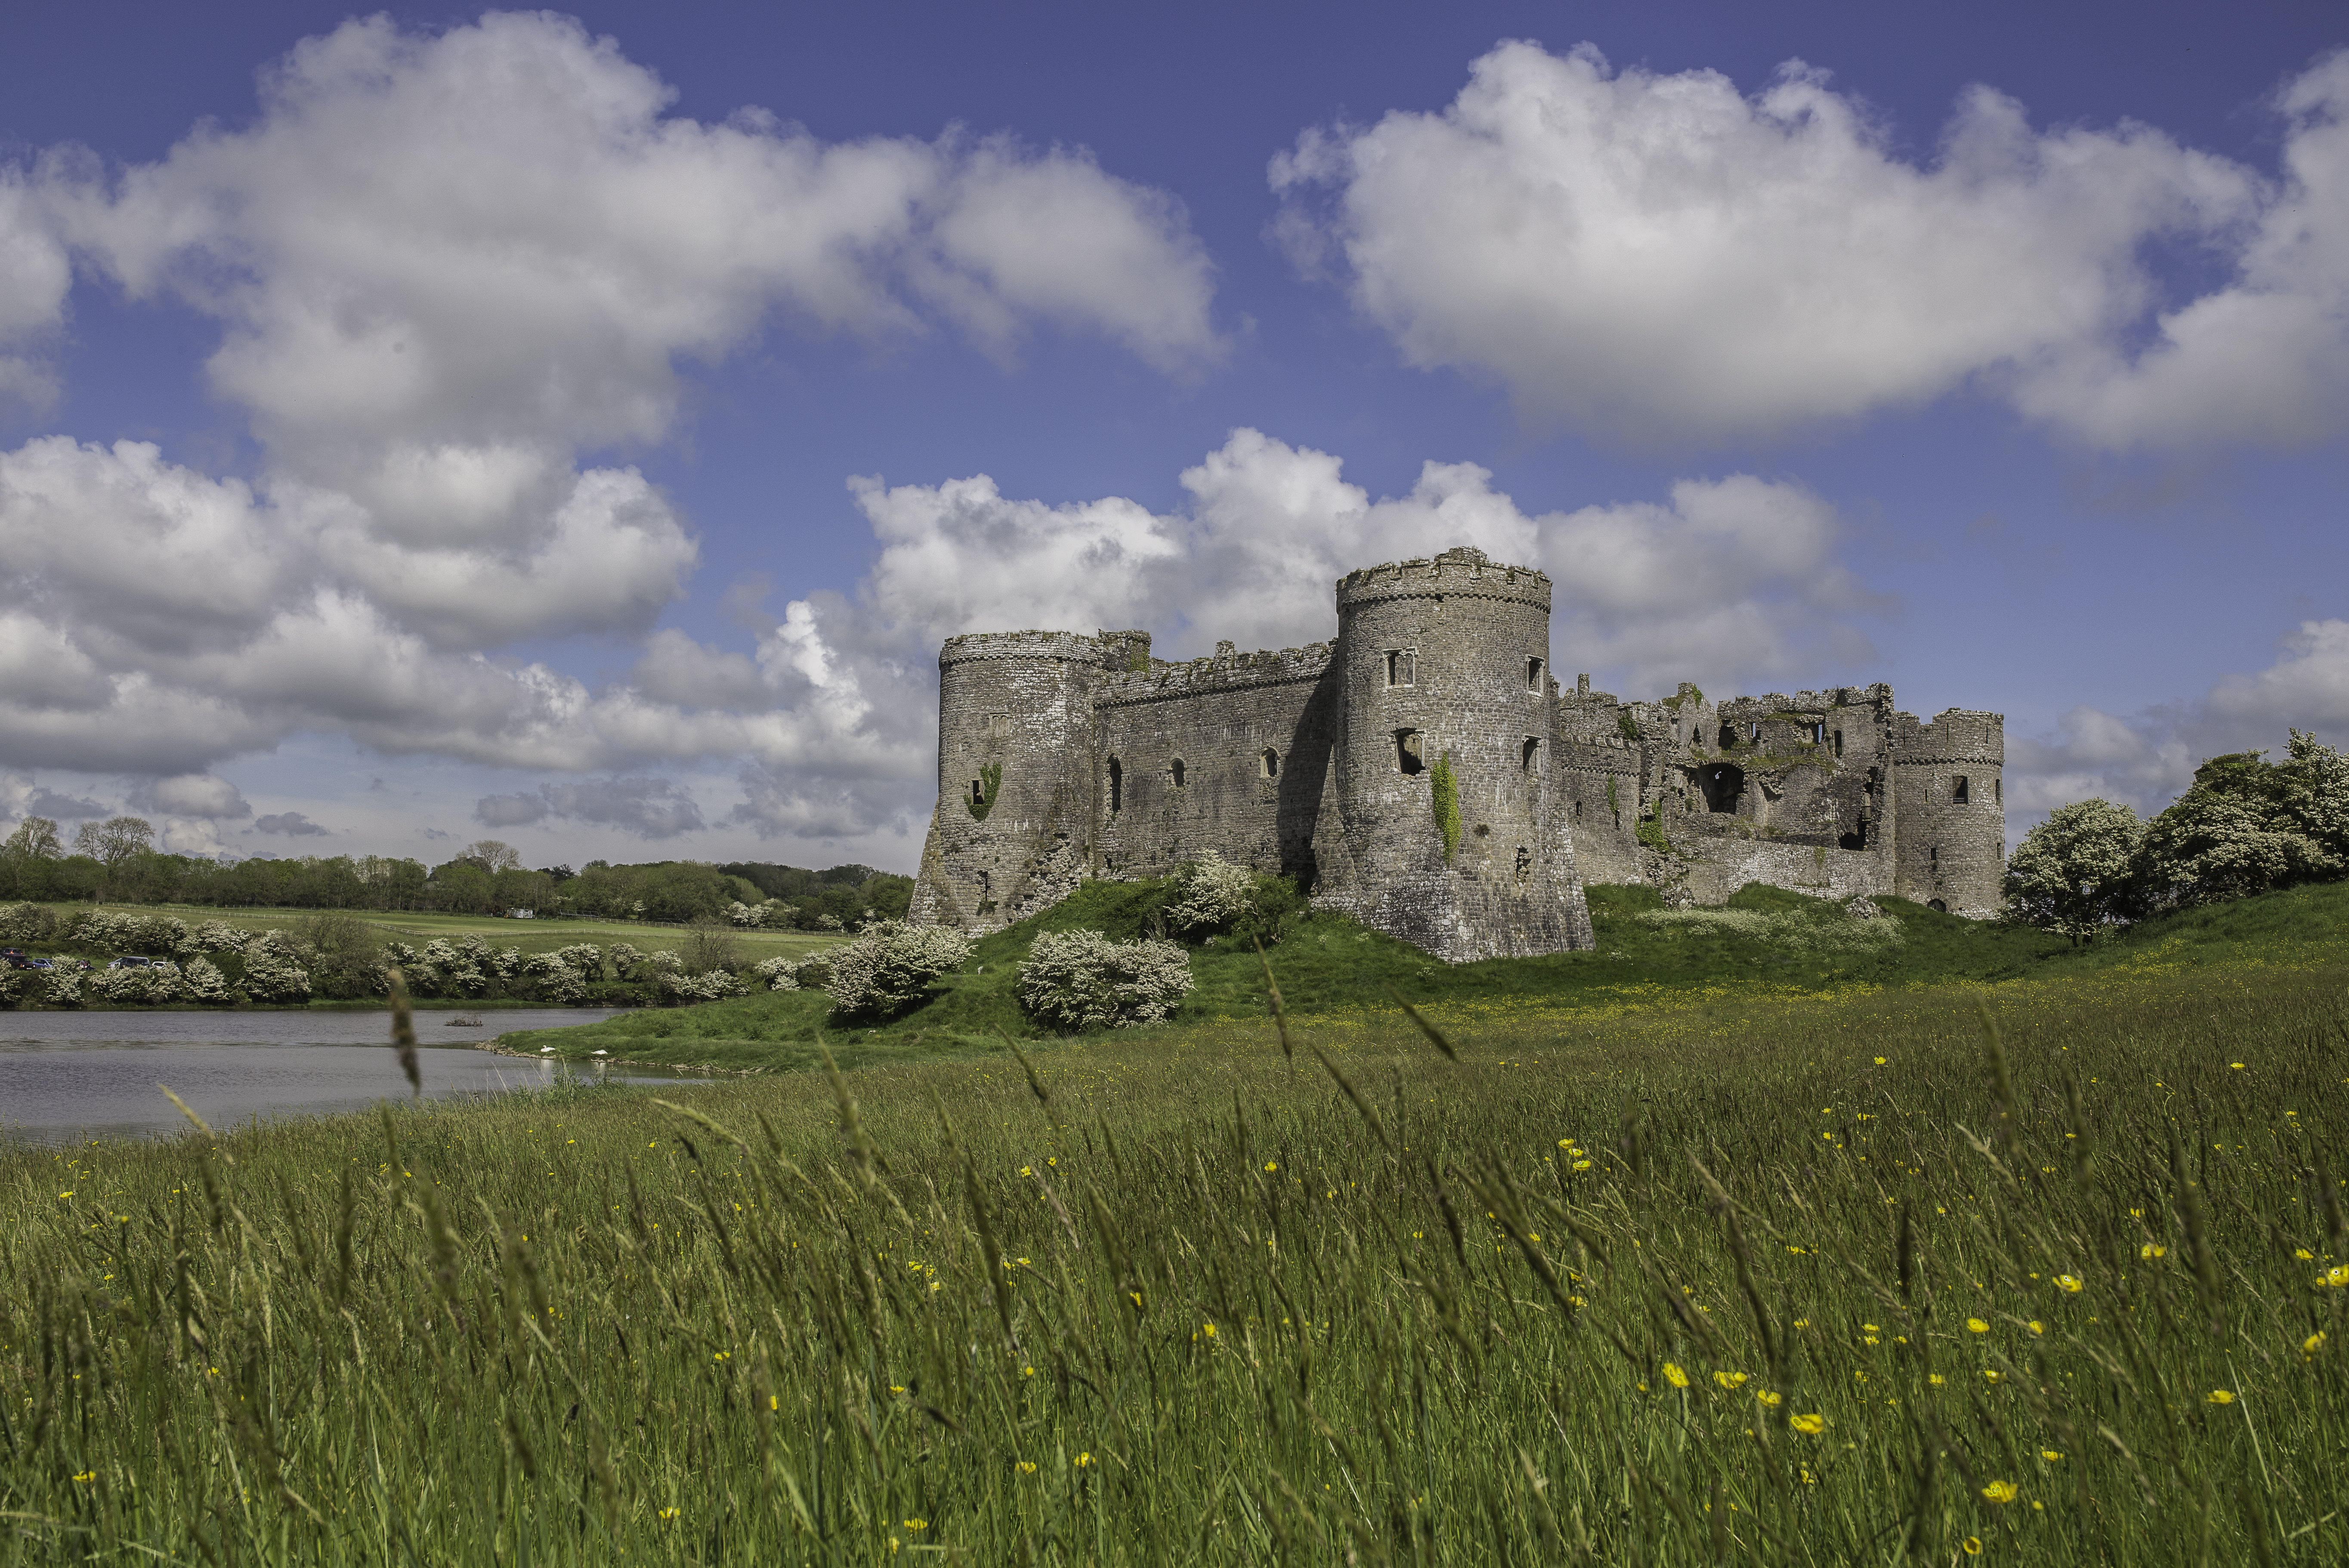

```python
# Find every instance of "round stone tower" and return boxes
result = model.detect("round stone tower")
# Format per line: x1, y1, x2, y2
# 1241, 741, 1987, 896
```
1891, 708, 2006, 918
911, 630, 1109, 930
1315, 546, 1593, 960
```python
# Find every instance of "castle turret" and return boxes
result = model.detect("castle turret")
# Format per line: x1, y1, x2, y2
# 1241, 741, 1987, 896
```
911, 630, 1123, 929
1314, 546, 1593, 959
1891, 708, 2005, 916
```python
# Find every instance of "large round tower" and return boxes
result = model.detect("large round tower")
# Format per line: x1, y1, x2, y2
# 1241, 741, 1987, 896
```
910, 630, 1112, 930
1890, 708, 2006, 918
1315, 546, 1593, 960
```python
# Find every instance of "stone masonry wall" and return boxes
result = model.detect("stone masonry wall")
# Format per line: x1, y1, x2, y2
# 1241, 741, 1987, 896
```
1891, 708, 2006, 916
1090, 642, 1337, 882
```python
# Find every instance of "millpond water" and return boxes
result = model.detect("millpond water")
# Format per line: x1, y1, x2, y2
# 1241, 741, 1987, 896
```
0, 1008, 691, 1146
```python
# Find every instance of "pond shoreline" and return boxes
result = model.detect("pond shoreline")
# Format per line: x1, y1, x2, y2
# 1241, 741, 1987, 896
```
476, 1034, 770, 1076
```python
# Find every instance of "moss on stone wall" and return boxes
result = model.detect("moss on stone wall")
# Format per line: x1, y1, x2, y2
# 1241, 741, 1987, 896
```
1431, 751, 1460, 864
967, 762, 1002, 822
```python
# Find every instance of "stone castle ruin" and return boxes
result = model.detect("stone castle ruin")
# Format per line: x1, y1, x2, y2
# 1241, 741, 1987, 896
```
910, 547, 2005, 961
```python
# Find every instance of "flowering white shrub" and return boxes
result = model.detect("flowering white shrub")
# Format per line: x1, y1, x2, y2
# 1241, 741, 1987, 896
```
825, 921, 973, 1019
660, 968, 747, 1003
727, 899, 786, 929
420, 938, 486, 997
43, 970, 81, 1007
752, 954, 800, 991
0, 901, 55, 942
70, 910, 140, 953
89, 962, 189, 1005
241, 948, 312, 1003
641, 949, 684, 974
523, 955, 589, 1005
553, 943, 606, 978
184, 958, 235, 1004
1016, 931, 1194, 1030
192, 920, 250, 954
1166, 852, 1258, 937
607, 942, 643, 972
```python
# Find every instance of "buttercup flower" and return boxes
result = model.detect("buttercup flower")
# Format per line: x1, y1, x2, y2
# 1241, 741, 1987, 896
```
1662, 1363, 1690, 1389
1714, 1370, 1748, 1389
1981, 1481, 2018, 1504
2207, 1389, 2235, 1405
1789, 1414, 1825, 1435
1966, 1318, 1989, 1333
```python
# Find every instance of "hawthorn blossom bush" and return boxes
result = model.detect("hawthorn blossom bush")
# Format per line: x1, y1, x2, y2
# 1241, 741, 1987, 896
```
183, 958, 235, 1005
88, 962, 189, 1005
659, 967, 746, 1003
1015, 931, 1194, 1030
752, 954, 800, 991
241, 947, 312, 1003
825, 921, 972, 1020
1165, 851, 1256, 936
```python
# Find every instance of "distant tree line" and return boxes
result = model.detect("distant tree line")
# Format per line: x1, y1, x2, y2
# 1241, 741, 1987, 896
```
0, 820, 912, 927
2004, 731, 2349, 941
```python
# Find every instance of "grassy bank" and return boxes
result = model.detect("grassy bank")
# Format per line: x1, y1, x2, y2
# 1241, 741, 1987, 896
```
0, 926, 2343, 1562
494, 878, 2349, 1071
13, 901, 844, 966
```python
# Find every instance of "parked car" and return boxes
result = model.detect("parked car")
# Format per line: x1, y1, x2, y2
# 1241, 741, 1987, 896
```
107, 955, 164, 970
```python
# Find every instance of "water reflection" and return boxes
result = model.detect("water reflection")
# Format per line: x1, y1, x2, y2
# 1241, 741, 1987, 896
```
0, 1008, 696, 1146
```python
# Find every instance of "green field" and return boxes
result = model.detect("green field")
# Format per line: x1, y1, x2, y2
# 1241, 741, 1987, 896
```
41, 902, 844, 965
1, 888, 2344, 1562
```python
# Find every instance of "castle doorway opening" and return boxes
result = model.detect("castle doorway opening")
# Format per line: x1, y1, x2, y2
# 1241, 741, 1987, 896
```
1699, 763, 1744, 813
1396, 730, 1424, 775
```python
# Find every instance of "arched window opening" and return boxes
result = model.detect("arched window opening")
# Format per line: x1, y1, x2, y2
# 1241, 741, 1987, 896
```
1700, 763, 1744, 813
1171, 758, 1186, 788
1953, 775, 1970, 804
1107, 758, 1122, 814
1385, 649, 1416, 687
1928, 898, 1948, 914
1395, 730, 1425, 775
1522, 736, 1540, 771
1526, 657, 1544, 692
1260, 748, 1280, 779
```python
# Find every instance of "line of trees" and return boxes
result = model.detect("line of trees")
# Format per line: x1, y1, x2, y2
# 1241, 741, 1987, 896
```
2003, 730, 2349, 940
0, 822, 912, 928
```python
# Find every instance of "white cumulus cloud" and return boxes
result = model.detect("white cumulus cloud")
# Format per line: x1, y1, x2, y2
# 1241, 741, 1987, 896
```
1273, 40, 2349, 449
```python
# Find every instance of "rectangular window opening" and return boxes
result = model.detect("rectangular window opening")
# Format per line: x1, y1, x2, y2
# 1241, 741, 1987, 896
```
1953, 775, 1970, 804
1526, 657, 1544, 692
1385, 649, 1416, 688
1994, 778, 2002, 805
1833, 730, 1844, 757
1395, 729, 1425, 775
1522, 736, 1540, 771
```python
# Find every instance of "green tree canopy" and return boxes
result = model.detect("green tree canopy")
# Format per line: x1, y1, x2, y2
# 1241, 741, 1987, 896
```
2002, 799, 2145, 941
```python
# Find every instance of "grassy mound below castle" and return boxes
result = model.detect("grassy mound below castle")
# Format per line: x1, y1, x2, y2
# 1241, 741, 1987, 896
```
491, 878, 2349, 1072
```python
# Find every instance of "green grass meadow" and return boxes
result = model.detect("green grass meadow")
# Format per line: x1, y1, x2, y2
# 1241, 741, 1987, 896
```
2, 888, 2346, 1562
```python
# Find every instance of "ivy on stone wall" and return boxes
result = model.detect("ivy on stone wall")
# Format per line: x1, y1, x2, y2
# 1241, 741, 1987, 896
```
967, 762, 1003, 821
1431, 751, 1460, 864
1605, 776, 1620, 820
1617, 711, 1640, 742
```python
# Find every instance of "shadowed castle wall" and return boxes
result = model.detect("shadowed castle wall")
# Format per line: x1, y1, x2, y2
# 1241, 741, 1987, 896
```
1891, 709, 2006, 916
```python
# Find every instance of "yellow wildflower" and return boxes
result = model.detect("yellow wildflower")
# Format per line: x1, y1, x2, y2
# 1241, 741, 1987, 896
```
1756, 1389, 1782, 1408
2040, 1449, 2062, 1462
1662, 1362, 1690, 1389
2321, 1265, 2349, 1287
2207, 1389, 2235, 1405
1981, 1481, 2018, 1504
1017, 1461, 1038, 1475
1962, 1538, 1983, 1556
1789, 1414, 1825, 1435
2141, 1243, 2167, 1259
1074, 1452, 1093, 1468
2304, 1331, 2327, 1355
1715, 1370, 1748, 1390
1966, 1318, 1989, 1333
2055, 1274, 2083, 1293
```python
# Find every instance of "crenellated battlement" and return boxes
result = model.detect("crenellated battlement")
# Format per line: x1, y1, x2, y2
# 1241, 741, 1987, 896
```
1097, 641, 1335, 707
1335, 545, 1552, 612
1893, 708, 2006, 765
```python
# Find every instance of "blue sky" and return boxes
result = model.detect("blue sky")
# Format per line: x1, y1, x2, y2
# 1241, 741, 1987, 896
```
0, 0, 2341, 870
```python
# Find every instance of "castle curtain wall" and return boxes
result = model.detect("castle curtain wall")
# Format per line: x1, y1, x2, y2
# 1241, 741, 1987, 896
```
1090, 645, 1337, 882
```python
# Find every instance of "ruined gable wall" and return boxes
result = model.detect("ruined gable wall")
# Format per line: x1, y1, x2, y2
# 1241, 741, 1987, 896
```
1090, 643, 1337, 882
1555, 676, 1644, 884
